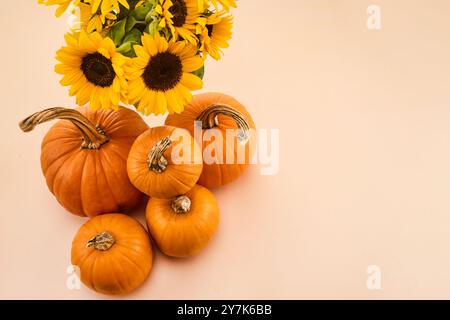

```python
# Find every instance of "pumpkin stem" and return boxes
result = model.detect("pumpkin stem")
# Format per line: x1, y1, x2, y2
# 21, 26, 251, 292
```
147, 136, 172, 173
19, 107, 110, 150
171, 195, 191, 213
196, 104, 250, 144
86, 231, 115, 251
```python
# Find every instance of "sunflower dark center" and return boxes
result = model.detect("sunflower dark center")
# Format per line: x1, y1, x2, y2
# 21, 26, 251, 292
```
81, 53, 115, 87
206, 24, 214, 37
169, 0, 188, 27
143, 52, 183, 91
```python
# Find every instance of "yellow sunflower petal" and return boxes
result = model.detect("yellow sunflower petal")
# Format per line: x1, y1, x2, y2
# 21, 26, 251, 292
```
181, 56, 204, 72
180, 72, 203, 90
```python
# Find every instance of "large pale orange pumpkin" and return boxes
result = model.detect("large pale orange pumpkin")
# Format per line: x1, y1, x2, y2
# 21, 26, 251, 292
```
165, 92, 256, 188
127, 126, 203, 199
146, 185, 220, 258
19, 106, 148, 217
71, 213, 153, 295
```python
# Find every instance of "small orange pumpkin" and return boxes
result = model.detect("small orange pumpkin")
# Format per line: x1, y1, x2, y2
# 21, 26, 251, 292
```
165, 92, 256, 188
146, 185, 220, 258
127, 126, 203, 199
19, 107, 148, 217
71, 213, 153, 295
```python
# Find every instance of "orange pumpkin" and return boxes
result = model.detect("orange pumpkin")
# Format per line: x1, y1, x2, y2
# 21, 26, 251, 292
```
71, 213, 153, 295
19, 106, 148, 217
146, 185, 220, 257
165, 92, 256, 188
127, 126, 203, 199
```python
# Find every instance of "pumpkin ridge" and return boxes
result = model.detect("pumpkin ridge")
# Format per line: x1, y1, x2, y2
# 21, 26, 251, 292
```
42, 134, 82, 146
115, 245, 148, 280
169, 166, 204, 177
165, 169, 194, 194
107, 135, 146, 141
93, 109, 117, 130
82, 247, 99, 293
101, 143, 141, 206
96, 152, 120, 211
41, 141, 78, 174
150, 202, 177, 249
114, 240, 148, 257
78, 152, 90, 216
101, 115, 146, 135
159, 213, 181, 254
201, 163, 223, 187
74, 245, 97, 281
105, 141, 129, 163
108, 257, 127, 294
73, 238, 97, 264
52, 151, 88, 214
194, 208, 218, 231
43, 148, 78, 191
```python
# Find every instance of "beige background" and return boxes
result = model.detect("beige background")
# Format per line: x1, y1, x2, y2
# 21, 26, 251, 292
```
1, 0, 450, 299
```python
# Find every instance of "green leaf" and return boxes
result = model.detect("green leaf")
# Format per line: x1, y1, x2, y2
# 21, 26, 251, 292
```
117, 42, 133, 54
145, 18, 160, 36
132, 1, 153, 20
117, 29, 143, 57
123, 46, 138, 57
126, 16, 138, 33
192, 66, 205, 80
123, 28, 143, 44
111, 18, 127, 46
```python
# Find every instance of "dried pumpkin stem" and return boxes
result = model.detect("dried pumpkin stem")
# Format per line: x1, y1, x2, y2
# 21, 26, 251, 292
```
19, 107, 109, 150
86, 231, 115, 251
196, 104, 250, 144
171, 195, 191, 213
147, 136, 172, 173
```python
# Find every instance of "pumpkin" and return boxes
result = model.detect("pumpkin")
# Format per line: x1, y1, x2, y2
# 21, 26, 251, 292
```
146, 184, 220, 258
71, 213, 153, 295
127, 126, 203, 199
19, 106, 148, 217
165, 92, 256, 188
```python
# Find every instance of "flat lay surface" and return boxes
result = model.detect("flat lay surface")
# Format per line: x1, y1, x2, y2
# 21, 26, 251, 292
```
1, 0, 450, 299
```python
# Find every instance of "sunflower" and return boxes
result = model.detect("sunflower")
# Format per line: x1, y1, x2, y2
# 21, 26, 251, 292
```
38, 0, 81, 17
126, 33, 203, 115
77, 2, 117, 32
196, 0, 236, 11
211, 0, 236, 10
198, 11, 232, 60
155, 0, 199, 44
85, 0, 130, 15
55, 31, 128, 111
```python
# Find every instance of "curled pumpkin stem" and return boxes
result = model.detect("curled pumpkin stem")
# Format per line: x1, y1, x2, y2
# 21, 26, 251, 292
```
86, 231, 115, 251
19, 107, 109, 150
171, 195, 192, 213
196, 104, 250, 144
147, 136, 172, 173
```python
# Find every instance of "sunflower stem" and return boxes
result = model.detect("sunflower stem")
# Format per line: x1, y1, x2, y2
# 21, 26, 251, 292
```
19, 107, 110, 150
